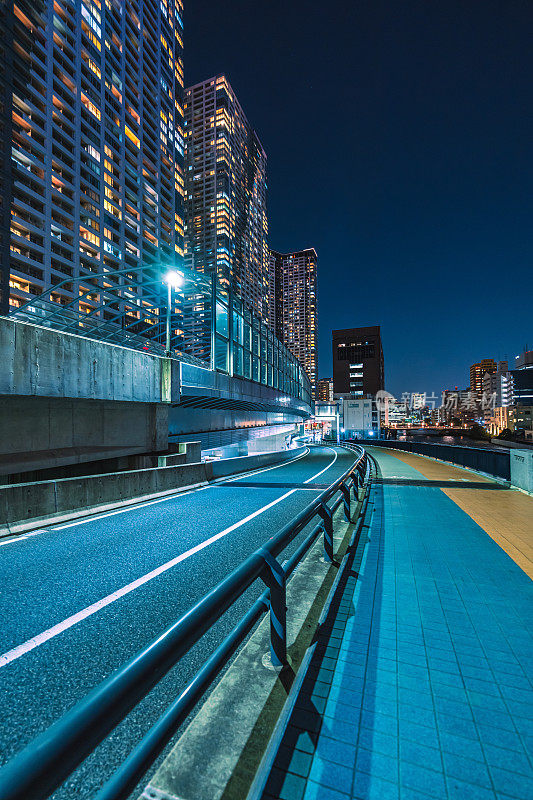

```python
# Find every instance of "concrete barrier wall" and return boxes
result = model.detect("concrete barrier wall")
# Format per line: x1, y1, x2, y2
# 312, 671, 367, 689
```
0, 462, 211, 530
211, 446, 307, 479
0, 446, 307, 532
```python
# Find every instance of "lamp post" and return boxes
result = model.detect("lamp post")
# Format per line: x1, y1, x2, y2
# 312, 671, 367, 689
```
163, 270, 183, 357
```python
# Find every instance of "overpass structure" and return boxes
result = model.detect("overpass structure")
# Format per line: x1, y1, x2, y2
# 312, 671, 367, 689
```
0, 265, 311, 478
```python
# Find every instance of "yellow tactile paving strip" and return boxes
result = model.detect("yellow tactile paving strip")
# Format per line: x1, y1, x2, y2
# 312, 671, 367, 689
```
373, 447, 533, 580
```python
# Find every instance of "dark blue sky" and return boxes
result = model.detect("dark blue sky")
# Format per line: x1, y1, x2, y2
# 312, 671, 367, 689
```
185, 0, 533, 398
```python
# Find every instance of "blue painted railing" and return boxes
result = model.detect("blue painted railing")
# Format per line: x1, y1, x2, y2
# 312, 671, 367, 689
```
357, 439, 510, 480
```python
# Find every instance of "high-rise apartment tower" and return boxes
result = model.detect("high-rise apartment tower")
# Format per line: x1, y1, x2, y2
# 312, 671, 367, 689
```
270, 248, 318, 396
1, 0, 185, 315
183, 74, 269, 321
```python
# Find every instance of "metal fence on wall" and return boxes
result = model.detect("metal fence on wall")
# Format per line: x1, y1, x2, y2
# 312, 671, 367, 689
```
8, 264, 311, 406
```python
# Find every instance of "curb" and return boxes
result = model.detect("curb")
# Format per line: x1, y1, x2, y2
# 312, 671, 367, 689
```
247, 459, 374, 800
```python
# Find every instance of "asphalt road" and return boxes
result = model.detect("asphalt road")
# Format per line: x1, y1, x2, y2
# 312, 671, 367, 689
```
0, 444, 357, 799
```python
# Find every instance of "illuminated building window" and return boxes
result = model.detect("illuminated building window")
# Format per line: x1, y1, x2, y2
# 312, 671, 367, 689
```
125, 125, 140, 148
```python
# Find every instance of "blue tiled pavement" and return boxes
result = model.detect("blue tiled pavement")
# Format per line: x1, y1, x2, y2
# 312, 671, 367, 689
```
262, 449, 533, 800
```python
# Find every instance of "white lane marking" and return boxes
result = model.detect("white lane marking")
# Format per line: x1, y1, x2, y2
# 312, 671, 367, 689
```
0, 491, 296, 668
212, 447, 309, 484
0, 448, 337, 668
303, 447, 338, 483
0, 531, 49, 548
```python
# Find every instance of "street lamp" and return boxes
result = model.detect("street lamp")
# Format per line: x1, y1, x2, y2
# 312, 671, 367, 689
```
163, 270, 183, 357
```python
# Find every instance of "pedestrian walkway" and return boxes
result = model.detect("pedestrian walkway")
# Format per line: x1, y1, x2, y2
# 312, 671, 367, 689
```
262, 447, 533, 800
378, 448, 533, 579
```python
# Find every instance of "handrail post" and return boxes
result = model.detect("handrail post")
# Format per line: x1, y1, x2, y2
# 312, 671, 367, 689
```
354, 463, 365, 501
258, 549, 287, 667
341, 481, 351, 522
319, 501, 334, 562
351, 472, 359, 499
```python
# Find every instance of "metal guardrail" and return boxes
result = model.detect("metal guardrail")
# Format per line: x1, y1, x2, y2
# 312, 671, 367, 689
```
9, 263, 312, 406
0, 445, 370, 800
357, 438, 511, 480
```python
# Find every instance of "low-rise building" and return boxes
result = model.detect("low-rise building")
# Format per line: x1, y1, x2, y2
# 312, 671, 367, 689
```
382, 397, 410, 427
486, 406, 511, 436
343, 397, 380, 438
314, 397, 380, 440
440, 388, 483, 427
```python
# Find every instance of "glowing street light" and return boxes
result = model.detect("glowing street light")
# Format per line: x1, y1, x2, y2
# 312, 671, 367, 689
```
163, 270, 183, 356
164, 270, 183, 289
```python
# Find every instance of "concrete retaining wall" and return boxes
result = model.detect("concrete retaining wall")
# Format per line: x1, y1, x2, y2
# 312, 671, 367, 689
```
158, 441, 202, 467
0, 316, 178, 403
0, 396, 169, 477
0, 446, 307, 534
0, 317, 181, 477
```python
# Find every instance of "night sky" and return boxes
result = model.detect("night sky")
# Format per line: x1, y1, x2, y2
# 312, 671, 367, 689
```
185, 0, 533, 398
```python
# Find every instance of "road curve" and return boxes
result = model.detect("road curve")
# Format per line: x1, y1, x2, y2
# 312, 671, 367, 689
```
0, 444, 358, 799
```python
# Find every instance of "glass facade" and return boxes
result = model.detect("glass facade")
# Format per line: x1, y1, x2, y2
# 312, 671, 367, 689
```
180, 267, 312, 404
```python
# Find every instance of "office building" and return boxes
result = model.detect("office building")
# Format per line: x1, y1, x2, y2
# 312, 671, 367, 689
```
382, 396, 410, 427
270, 248, 318, 396
510, 350, 533, 408
183, 75, 269, 321
513, 350, 533, 371
512, 406, 533, 438
317, 378, 333, 402
332, 326, 384, 397
0, 0, 185, 318
470, 359, 497, 393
